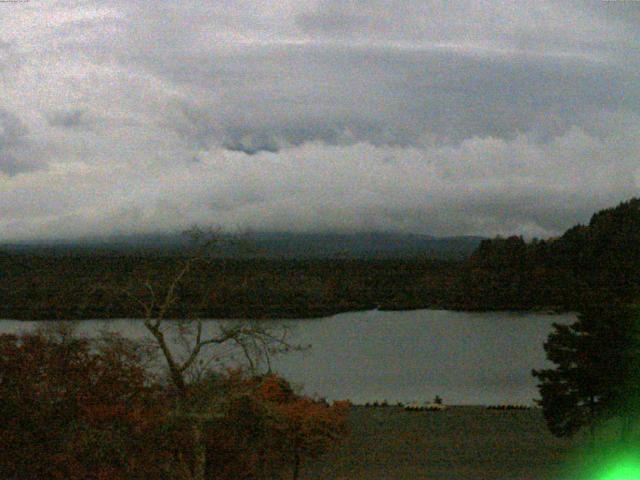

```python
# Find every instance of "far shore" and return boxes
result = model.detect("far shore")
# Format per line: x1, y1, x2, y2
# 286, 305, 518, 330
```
0, 304, 571, 322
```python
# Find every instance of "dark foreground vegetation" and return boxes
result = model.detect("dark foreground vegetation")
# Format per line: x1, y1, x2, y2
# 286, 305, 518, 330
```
0, 328, 349, 480
533, 301, 640, 445
1, 198, 639, 319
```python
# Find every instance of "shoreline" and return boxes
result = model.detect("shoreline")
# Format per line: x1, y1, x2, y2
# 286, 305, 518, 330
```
0, 304, 571, 322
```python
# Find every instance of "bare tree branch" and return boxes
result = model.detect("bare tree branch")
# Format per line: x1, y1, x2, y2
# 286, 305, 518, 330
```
105, 226, 303, 400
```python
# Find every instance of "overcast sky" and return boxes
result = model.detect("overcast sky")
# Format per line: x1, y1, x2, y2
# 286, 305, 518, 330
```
1, 1, 639, 241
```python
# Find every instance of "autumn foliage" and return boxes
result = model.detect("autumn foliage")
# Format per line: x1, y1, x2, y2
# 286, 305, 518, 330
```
204, 371, 350, 479
0, 332, 349, 479
0, 331, 171, 480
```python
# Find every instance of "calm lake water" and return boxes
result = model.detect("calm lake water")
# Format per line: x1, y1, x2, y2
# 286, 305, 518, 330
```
0, 309, 575, 406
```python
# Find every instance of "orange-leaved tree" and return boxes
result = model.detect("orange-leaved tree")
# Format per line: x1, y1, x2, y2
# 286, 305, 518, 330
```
204, 370, 350, 480
0, 330, 171, 480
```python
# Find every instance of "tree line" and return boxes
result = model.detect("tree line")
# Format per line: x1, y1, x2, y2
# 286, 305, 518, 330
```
0, 254, 458, 320
453, 198, 640, 311
2, 199, 640, 319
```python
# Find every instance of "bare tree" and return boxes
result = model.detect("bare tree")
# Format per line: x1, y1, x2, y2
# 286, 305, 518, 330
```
112, 226, 297, 394
103, 227, 302, 480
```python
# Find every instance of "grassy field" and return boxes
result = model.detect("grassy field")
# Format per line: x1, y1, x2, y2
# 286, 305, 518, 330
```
303, 406, 581, 480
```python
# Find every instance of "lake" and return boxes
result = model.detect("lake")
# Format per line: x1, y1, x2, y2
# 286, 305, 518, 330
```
0, 309, 574, 406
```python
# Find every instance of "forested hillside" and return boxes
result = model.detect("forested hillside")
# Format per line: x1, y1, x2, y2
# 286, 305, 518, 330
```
453, 198, 640, 310
1, 199, 638, 319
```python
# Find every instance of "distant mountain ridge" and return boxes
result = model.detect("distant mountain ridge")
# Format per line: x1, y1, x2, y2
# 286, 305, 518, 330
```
0, 231, 485, 259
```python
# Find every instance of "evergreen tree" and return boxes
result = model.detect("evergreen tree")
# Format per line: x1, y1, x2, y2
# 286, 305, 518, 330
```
532, 301, 640, 441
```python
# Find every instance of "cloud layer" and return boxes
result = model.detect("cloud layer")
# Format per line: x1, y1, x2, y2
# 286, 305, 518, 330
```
1, 1, 639, 241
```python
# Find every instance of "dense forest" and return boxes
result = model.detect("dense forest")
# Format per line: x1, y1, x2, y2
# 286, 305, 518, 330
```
454, 197, 640, 311
0, 255, 459, 320
1, 198, 638, 320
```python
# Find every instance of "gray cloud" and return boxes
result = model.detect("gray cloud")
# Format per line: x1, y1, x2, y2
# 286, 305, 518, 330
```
47, 108, 87, 129
293, 1, 634, 59
0, 109, 43, 176
0, 110, 25, 145
0, 1, 638, 241
154, 46, 639, 153
296, 9, 370, 35
3, 125, 638, 241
